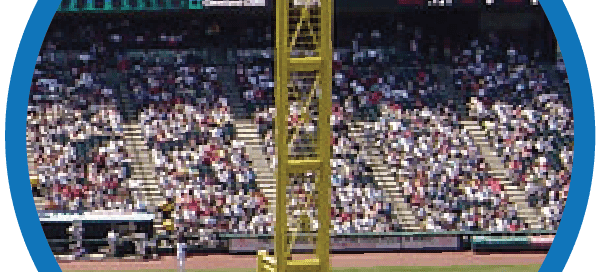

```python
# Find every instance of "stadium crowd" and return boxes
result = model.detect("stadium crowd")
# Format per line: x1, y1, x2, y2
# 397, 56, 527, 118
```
244, 28, 570, 231
450, 34, 573, 230
29, 15, 572, 237
28, 49, 133, 212
381, 105, 522, 231
476, 95, 573, 230
133, 54, 272, 243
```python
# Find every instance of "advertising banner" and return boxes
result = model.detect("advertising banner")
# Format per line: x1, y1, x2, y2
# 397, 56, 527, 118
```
228, 235, 462, 253
202, 0, 266, 7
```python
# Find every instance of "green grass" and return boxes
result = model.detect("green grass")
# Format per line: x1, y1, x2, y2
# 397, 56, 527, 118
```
66, 264, 542, 272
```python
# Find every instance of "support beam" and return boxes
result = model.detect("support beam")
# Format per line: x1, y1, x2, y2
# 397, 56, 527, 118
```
287, 159, 322, 172
289, 57, 322, 72
275, 0, 290, 271
317, 1, 333, 271
264, 1, 332, 272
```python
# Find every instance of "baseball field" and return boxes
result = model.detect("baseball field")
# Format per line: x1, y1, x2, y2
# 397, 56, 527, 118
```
59, 252, 546, 271
65, 267, 541, 272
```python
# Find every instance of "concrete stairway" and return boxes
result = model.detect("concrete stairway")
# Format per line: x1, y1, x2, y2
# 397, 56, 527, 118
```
437, 66, 468, 117
114, 74, 166, 233
121, 122, 162, 207
121, 122, 165, 232
33, 196, 46, 210
349, 122, 419, 231
221, 66, 252, 120
460, 119, 543, 230
233, 119, 276, 214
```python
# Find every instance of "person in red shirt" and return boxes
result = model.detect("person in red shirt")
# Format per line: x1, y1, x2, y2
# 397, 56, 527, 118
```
509, 223, 520, 232
333, 60, 342, 72
487, 175, 503, 194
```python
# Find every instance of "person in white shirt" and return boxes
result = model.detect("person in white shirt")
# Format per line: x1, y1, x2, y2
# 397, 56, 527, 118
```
176, 228, 186, 272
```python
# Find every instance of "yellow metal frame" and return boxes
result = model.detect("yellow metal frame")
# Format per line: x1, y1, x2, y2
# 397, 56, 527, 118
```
258, 1, 333, 272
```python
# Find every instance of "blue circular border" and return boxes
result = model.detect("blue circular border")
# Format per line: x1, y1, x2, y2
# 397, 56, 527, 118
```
538, 1, 595, 271
6, 0, 63, 271
4, 1, 594, 271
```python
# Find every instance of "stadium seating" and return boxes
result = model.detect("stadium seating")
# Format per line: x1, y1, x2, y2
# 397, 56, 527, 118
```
29, 16, 571, 255
28, 51, 133, 212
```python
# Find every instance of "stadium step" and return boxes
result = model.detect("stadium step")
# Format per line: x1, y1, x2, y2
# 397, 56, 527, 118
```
234, 120, 277, 216
238, 138, 262, 145
120, 120, 164, 233
350, 122, 413, 230
33, 196, 46, 211
461, 119, 541, 229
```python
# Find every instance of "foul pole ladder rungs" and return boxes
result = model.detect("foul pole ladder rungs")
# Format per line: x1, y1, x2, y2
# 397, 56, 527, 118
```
287, 259, 321, 272
289, 57, 322, 72
287, 159, 322, 173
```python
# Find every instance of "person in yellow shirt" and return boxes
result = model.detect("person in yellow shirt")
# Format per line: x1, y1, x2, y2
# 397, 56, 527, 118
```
30, 176, 40, 197
161, 200, 175, 232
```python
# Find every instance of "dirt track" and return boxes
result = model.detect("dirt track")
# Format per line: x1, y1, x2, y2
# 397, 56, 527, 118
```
58, 252, 547, 270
